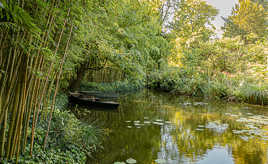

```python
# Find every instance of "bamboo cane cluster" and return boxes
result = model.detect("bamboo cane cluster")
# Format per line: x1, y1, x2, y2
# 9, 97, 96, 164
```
0, 0, 73, 160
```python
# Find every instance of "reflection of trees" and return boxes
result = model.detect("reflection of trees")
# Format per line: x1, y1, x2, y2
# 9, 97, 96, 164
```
170, 108, 268, 164
86, 90, 172, 164
232, 140, 268, 164
91, 125, 161, 164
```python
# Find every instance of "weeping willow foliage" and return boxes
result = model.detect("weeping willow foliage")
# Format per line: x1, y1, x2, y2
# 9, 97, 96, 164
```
0, 0, 77, 160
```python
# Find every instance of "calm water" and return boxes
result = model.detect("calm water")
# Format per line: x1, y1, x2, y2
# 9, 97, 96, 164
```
83, 90, 268, 164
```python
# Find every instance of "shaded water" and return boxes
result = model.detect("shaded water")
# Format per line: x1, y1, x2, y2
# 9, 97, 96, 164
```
83, 90, 268, 164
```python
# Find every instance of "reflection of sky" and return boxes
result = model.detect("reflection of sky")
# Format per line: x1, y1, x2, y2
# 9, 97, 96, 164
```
204, 0, 238, 37
158, 125, 181, 164
196, 146, 234, 164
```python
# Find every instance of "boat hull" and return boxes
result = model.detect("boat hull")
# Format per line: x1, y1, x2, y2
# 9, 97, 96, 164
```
68, 93, 119, 110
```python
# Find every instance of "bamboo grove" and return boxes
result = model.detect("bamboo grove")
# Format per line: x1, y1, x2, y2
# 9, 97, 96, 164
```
0, 0, 76, 160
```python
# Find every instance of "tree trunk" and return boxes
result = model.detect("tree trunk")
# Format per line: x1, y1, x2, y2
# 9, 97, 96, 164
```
69, 64, 88, 91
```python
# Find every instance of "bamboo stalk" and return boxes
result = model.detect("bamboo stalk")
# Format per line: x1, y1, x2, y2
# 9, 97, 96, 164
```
29, 8, 57, 154
6, 82, 21, 159
44, 24, 73, 149
15, 55, 29, 162
34, 7, 70, 131
0, 47, 25, 128
30, 8, 71, 154
0, 106, 8, 157
25, 1, 58, 155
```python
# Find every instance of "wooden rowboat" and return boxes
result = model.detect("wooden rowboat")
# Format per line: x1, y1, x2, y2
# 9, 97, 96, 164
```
68, 92, 119, 109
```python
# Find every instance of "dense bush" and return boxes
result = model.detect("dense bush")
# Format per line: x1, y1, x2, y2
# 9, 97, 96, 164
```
148, 67, 268, 105
3, 102, 102, 163
80, 80, 145, 93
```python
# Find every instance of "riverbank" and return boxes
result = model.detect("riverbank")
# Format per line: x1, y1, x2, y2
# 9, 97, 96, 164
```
80, 74, 268, 106
147, 67, 268, 106
3, 93, 102, 163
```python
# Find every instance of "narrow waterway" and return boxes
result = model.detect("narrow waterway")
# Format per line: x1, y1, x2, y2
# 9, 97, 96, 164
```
84, 90, 268, 164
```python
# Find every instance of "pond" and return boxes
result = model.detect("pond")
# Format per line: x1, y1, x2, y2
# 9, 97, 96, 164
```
82, 90, 268, 164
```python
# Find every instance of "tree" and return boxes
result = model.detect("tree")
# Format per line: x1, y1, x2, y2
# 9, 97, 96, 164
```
170, 0, 218, 41
66, 0, 171, 91
168, 0, 218, 69
222, 0, 267, 42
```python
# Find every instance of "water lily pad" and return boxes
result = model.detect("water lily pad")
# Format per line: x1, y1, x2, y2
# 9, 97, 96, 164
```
155, 159, 166, 164
114, 162, 126, 164
193, 102, 208, 106
182, 102, 191, 106
245, 124, 258, 129
144, 121, 151, 124
127, 126, 132, 128
165, 121, 172, 124
125, 121, 131, 123
240, 136, 249, 141
196, 128, 204, 131
205, 122, 228, 133
126, 158, 136, 164
232, 130, 244, 134
155, 119, 163, 122
230, 114, 239, 117
153, 122, 164, 126
144, 117, 149, 119
236, 118, 248, 122
134, 121, 140, 123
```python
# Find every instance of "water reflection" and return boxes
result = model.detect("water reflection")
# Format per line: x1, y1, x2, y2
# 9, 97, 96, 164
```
82, 90, 268, 164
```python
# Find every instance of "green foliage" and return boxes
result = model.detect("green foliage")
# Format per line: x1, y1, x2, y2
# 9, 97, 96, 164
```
222, 0, 267, 42
63, 0, 171, 90
170, 0, 218, 41
234, 82, 268, 105
81, 80, 145, 93
148, 67, 268, 105
41, 109, 102, 155
4, 108, 102, 163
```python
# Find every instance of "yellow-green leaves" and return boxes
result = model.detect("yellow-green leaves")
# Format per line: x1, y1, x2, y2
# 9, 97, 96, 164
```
222, 0, 267, 41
